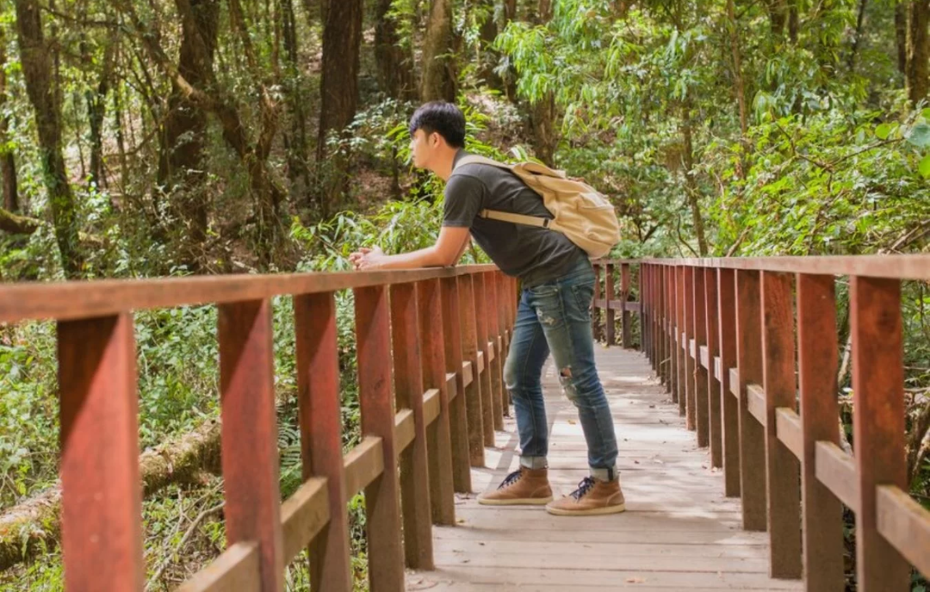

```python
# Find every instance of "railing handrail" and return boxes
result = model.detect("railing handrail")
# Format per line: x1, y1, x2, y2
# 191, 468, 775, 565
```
0, 264, 499, 324
640, 254, 930, 280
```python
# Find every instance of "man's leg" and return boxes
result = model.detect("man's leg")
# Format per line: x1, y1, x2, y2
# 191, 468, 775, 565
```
477, 288, 553, 505
506, 289, 551, 468
525, 263, 625, 515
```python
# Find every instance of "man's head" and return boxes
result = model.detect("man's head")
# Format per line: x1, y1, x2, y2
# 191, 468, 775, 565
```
409, 102, 465, 176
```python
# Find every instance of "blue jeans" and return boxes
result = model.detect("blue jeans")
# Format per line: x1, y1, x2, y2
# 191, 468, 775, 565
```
503, 257, 619, 482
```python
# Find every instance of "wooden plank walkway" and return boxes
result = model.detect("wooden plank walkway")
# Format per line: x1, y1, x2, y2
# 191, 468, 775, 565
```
406, 345, 804, 591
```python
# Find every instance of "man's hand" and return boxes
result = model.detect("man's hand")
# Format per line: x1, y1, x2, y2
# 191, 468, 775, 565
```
347, 227, 470, 271
349, 246, 387, 270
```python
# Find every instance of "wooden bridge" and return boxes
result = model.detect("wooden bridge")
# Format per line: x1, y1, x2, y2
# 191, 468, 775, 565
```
0, 256, 928, 591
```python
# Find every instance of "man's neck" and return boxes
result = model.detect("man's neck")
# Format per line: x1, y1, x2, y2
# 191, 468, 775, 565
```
432, 148, 461, 181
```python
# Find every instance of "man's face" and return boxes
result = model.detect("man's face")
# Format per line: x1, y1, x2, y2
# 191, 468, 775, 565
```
410, 129, 435, 169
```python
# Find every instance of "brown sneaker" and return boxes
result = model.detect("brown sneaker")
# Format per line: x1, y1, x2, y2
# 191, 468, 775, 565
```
477, 467, 553, 506
546, 476, 626, 516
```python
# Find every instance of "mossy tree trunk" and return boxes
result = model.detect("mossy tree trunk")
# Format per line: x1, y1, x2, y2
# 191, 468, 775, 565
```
15, 0, 83, 277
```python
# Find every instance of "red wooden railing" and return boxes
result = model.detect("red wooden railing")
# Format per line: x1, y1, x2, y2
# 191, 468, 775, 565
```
0, 265, 516, 591
6, 255, 929, 591
615, 256, 930, 592
591, 259, 640, 348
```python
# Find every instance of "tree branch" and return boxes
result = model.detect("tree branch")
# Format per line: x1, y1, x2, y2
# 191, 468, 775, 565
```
0, 207, 42, 235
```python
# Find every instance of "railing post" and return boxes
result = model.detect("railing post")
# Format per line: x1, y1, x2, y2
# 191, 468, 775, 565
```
676, 265, 687, 416
496, 272, 512, 415
717, 268, 741, 498
648, 264, 656, 367
659, 265, 668, 385
58, 313, 144, 591
593, 262, 602, 342
218, 300, 285, 591
761, 272, 802, 577
735, 270, 767, 531
440, 277, 472, 493
354, 286, 405, 592
850, 276, 909, 591
641, 264, 649, 356
295, 293, 352, 592
485, 272, 506, 430
667, 265, 677, 398
606, 262, 616, 346
622, 263, 632, 349
693, 266, 709, 447
418, 279, 457, 526
390, 283, 434, 570
473, 273, 499, 441
797, 274, 844, 591
458, 274, 486, 467
704, 268, 723, 469
684, 266, 696, 431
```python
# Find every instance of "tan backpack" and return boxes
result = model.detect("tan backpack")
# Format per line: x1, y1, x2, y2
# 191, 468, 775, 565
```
453, 155, 621, 258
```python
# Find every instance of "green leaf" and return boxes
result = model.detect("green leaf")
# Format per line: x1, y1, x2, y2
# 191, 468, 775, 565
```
907, 122, 930, 147
875, 123, 894, 140
919, 154, 930, 178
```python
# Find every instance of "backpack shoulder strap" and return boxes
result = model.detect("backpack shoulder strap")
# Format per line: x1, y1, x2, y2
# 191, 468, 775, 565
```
453, 154, 513, 171
452, 155, 560, 230
478, 209, 557, 229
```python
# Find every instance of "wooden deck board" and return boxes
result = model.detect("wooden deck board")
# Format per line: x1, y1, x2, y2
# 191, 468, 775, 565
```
407, 346, 802, 591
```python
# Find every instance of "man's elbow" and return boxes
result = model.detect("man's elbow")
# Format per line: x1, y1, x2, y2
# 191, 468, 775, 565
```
436, 247, 461, 267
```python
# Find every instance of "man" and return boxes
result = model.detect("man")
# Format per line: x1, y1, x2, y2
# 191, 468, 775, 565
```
350, 101, 624, 516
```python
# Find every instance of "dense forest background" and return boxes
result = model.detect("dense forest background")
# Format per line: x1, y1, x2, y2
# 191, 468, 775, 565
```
0, 0, 928, 589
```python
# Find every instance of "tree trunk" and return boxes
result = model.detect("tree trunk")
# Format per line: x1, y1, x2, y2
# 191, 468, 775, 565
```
375, 0, 417, 99
847, 0, 868, 74
158, 0, 220, 260
788, 2, 799, 44
0, 417, 224, 571
0, 27, 18, 212
280, 0, 312, 204
766, 0, 788, 39
479, 0, 501, 89
421, 0, 456, 102
317, 0, 362, 215
113, 76, 130, 193
908, 0, 930, 105
538, 0, 553, 22
301, 0, 327, 27
86, 37, 115, 191
896, 2, 908, 75
526, 0, 557, 166
528, 97, 558, 166
505, 0, 517, 22
681, 102, 708, 256
15, 0, 83, 277
726, 0, 749, 178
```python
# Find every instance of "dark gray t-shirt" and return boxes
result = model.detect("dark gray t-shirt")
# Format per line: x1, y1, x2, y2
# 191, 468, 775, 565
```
442, 150, 584, 287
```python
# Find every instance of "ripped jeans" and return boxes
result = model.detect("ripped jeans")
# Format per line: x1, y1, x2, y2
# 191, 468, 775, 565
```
503, 257, 619, 482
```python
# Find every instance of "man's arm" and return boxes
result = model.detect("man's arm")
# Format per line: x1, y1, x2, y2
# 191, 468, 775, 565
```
350, 226, 471, 270
454, 235, 472, 262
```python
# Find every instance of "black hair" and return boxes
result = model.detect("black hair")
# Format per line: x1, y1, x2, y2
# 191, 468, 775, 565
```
408, 102, 466, 148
